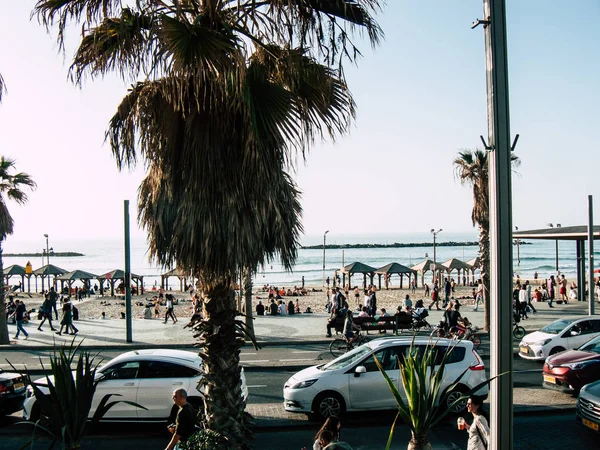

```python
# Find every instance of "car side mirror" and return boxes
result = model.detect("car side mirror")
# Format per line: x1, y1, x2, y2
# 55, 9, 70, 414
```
95, 372, 106, 382
570, 330, 580, 336
354, 366, 366, 377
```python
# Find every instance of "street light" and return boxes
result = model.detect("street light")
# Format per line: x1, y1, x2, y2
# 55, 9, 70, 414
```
322, 230, 329, 287
547, 223, 562, 273
430, 228, 442, 281
43, 234, 51, 267
514, 226, 521, 275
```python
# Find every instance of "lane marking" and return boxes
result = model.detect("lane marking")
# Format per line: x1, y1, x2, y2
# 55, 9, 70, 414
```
279, 358, 314, 362
240, 360, 270, 363
291, 351, 319, 354
247, 385, 267, 388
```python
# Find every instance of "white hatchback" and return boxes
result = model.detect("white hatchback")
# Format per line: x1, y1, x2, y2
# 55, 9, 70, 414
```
519, 317, 600, 361
23, 349, 248, 422
283, 337, 488, 419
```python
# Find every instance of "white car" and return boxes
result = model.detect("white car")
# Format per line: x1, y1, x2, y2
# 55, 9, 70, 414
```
283, 337, 488, 419
23, 349, 248, 422
519, 317, 600, 361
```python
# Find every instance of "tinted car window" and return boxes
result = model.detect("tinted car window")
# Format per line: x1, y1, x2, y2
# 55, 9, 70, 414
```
102, 361, 140, 380
591, 320, 600, 333
571, 320, 595, 336
541, 319, 575, 334
139, 361, 199, 379
580, 335, 600, 354
361, 348, 400, 372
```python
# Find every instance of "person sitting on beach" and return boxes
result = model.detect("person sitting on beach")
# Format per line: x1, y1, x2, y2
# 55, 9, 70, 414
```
256, 301, 265, 316
269, 299, 278, 316
287, 300, 295, 315
358, 306, 370, 318
278, 300, 288, 315
295, 299, 300, 314
287, 288, 293, 296
143, 305, 153, 319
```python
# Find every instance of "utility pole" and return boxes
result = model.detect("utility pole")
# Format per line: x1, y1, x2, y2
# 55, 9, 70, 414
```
322, 230, 329, 287
124, 200, 132, 343
473, 1, 514, 449
588, 196, 595, 315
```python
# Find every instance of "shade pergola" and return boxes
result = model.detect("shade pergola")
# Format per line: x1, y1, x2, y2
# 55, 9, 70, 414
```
3, 264, 31, 294
338, 262, 376, 289
375, 262, 417, 289
56, 269, 99, 295
442, 258, 472, 286
411, 259, 446, 285
466, 257, 481, 285
32, 264, 67, 293
514, 225, 600, 302
98, 269, 143, 296
160, 267, 188, 291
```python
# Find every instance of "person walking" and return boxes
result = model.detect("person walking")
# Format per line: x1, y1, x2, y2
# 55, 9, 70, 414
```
38, 295, 57, 331
48, 287, 59, 320
165, 389, 196, 450
547, 275, 556, 308
56, 297, 78, 335
518, 284, 529, 319
10, 299, 28, 340
428, 282, 441, 311
473, 280, 484, 312
525, 280, 536, 313
443, 278, 451, 308
164, 295, 177, 324
459, 396, 489, 450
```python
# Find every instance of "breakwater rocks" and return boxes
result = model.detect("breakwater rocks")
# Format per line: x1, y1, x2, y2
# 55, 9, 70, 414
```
4, 252, 84, 257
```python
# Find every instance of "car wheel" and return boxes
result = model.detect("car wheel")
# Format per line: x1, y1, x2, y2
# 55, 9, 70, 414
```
444, 387, 468, 414
313, 392, 345, 420
549, 346, 565, 356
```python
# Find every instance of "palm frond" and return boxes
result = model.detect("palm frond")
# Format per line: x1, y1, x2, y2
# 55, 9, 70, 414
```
0, 73, 5, 102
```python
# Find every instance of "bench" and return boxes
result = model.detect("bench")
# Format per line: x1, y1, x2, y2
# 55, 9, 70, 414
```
332, 312, 413, 335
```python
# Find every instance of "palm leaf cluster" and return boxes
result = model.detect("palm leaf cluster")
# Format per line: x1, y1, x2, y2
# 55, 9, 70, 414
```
0, 73, 5, 102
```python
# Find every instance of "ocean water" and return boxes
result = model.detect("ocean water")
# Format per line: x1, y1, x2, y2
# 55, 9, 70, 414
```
3, 232, 598, 289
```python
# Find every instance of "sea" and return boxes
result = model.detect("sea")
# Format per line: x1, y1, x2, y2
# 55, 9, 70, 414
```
3, 232, 598, 290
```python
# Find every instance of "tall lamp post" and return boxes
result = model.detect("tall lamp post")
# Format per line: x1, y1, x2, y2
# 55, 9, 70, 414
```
514, 226, 520, 275
547, 223, 561, 274
322, 230, 329, 287
43, 234, 50, 267
430, 228, 442, 281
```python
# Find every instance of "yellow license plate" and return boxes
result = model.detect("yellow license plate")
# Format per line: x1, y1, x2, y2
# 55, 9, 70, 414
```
543, 375, 556, 384
13, 382, 24, 390
520, 346, 528, 354
583, 418, 599, 431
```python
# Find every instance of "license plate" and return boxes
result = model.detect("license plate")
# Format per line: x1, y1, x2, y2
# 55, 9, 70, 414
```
13, 382, 24, 391
543, 375, 556, 384
583, 418, 599, 431
520, 346, 528, 354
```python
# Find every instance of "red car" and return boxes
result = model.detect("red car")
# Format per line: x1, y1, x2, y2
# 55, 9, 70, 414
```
543, 334, 600, 393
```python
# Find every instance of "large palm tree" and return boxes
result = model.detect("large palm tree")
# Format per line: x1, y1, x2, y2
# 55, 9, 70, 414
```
0, 157, 36, 344
33, 1, 382, 446
453, 149, 519, 332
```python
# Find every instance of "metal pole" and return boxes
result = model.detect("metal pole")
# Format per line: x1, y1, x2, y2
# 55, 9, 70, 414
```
124, 200, 132, 343
322, 230, 329, 287
588, 195, 595, 315
433, 233, 437, 281
555, 240, 559, 273
478, 1, 514, 448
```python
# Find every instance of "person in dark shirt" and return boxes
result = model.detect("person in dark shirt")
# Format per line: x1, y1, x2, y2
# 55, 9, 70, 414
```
269, 299, 278, 315
166, 389, 196, 450
256, 301, 265, 316
10, 299, 29, 339
48, 287, 59, 320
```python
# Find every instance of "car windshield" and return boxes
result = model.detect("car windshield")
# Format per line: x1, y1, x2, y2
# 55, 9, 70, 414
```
580, 335, 600, 354
540, 318, 576, 334
320, 345, 373, 371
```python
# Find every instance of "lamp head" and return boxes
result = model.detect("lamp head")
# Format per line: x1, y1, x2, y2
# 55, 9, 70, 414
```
547, 223, 554, 228
44, 234, 48, 238
324, 230, 329, 235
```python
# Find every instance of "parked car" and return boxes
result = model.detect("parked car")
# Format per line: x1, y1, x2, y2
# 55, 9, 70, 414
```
0, 369, 27, 416
283, 337, 487, 420
23, 349, 248, 422
519, 317, 600, 361
543, 334, 600, 393
576, 379, 600, 434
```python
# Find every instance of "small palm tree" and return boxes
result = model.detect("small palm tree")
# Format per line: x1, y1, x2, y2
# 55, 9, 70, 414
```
453, 149, 520, 331
0, 157, 36, 344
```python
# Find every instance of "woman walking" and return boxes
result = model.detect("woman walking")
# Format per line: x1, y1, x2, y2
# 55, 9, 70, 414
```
56, 297, 78, 335
459, 396, 489, 450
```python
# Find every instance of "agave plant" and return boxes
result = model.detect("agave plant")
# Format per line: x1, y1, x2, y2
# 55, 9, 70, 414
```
13, 340, 145, 450
374, 337, 498, 450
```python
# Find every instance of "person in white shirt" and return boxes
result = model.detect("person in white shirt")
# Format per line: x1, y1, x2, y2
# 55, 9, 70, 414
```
278, 300, 287, 315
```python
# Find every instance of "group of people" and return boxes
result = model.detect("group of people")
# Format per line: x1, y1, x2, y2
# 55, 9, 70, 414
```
262, 285, 310, 298
256, 298, 302, 316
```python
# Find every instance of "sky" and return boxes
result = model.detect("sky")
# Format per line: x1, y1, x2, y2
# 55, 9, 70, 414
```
0, 1, 598, 250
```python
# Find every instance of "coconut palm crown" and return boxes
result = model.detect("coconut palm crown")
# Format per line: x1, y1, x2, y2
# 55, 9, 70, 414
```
33, 1, 383, 447
454, 148, 520, 332
0, 157, 36, 344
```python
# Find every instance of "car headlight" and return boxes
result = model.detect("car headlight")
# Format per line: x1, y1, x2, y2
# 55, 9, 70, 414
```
532, 339, 551, 347
288, 379, 318, 389
566, 361, 595, 370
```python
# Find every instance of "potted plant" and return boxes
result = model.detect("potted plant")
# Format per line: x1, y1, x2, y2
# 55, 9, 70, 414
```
374, 337, 497, 450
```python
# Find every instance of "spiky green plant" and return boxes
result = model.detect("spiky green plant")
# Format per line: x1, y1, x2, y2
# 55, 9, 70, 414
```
374, 337, 497, 450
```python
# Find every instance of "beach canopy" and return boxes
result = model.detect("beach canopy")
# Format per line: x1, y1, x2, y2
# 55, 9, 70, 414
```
442, 258, 472, 271
99, 269, 141, 280
56, 269, 99, 281
160, 267, 189, 291
375, 262, 417, 289
3, 264, 26, 276
98, 269, 144, 296
338, 262, 376, 289
411, 259, 446, 273
33, 264, 68, 276
467, 257, 481, 269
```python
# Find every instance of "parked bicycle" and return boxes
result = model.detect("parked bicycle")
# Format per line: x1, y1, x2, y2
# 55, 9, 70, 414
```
430, 319, 482, 349
329, 332, 371, 357
513, 311, 526, 339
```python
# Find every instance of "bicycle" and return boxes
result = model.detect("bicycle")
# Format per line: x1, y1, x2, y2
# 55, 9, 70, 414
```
329, 332, 370, 357
513, 311, 526, 339
430, 321, 482, 350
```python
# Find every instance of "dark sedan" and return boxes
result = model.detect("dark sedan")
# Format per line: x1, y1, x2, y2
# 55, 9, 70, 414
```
0, 370, 27, 416
543, 334, 600, 393
577, 379, 600, 433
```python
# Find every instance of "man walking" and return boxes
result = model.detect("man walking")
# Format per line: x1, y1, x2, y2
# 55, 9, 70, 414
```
164, 295, 177, 324
443, 278, 451, 308
38, 295, 57, 331
165, 389, 196, 450
48, 287, 59, 320
547, 275, 556, 308
10, 299, 28, 340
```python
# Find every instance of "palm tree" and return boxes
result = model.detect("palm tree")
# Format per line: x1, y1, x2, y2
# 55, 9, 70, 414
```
0, 157, 36, 344
453, 149, 519, 332
0, 73, 5, 102
33, 1, 382, 446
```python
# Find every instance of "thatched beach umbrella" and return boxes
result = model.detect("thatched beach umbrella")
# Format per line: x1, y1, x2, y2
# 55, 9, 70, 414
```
339, 262, 376, 289
411, 259, 446, 286
441, 258, 472, 286
160, 267, 188, 291
375, 262, 417, 289
32, 264, 67, 293
466, 257, 481, 285
56, 269, 98, 296
98, 269, 143, 296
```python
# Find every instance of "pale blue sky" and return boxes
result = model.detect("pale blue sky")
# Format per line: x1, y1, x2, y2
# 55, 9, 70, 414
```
0, 1, 598, 250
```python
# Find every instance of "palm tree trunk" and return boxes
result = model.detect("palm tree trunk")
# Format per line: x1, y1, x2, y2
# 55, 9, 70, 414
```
243, 268, 255, 342
479, 225, 490, 332
196, 277, 252, 449
407, 431, 432, 450
0, 242, 10, 344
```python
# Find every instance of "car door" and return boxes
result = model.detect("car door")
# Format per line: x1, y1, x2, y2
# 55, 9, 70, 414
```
347, 346, 402, 410
563, 320, 598, 350
91, 361, 141, 419
136, 360, 202, 419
